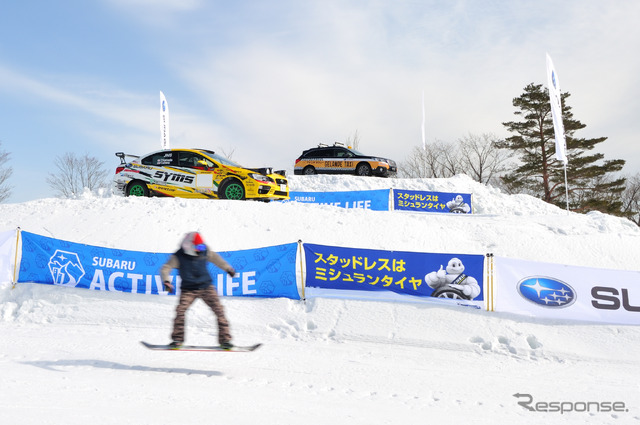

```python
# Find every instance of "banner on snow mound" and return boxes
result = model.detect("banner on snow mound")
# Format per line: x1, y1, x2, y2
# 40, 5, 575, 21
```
289, 190, 390, 211
304, 243, 484, 307
494, 256, 640, 325
18, 231, 299, 299
393, 189, 472, 214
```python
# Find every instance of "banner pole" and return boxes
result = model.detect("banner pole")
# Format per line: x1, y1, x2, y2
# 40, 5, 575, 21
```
298, 240, 305, 300
11, 227, 21, 289
564, 164, 570, 212
485, 253, 494, 312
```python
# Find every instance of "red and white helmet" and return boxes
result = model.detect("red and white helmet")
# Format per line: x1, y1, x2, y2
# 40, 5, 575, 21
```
181, 231, 207, 256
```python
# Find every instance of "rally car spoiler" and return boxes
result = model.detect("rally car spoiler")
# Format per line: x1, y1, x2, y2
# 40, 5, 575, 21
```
115, 152, 140, 165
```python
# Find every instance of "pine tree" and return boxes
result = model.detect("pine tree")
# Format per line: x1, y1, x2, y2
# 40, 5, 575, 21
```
499, 83, 626, 214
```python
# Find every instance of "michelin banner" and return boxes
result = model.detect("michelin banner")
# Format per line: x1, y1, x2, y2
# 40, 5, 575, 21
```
18, 231, 300, 299
289, 190, 390, 211
304, 243, 484, 307
393, 189, 473, 214
494, 256, 640, 325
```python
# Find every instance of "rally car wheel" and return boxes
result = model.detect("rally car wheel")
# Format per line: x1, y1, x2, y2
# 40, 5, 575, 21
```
127, 181, 149, 197
220, 179, 246, 200
355, 163, 372, 176
303, 166, 316, 175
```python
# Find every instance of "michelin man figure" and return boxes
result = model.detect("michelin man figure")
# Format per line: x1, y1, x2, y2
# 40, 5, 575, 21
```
446, 195, 471, 214
424, 257, 480, 300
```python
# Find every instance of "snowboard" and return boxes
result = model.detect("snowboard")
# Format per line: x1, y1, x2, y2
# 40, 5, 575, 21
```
140, 341, 261, 352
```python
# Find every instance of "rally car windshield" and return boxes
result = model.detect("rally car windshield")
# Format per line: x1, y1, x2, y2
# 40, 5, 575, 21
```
204, 152, 242, 168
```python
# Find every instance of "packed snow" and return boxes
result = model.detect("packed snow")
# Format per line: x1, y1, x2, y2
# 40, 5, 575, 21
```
1, 174, 639, 425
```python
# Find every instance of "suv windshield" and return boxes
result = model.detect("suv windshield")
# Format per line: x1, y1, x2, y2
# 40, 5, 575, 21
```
347, 148, 365, 156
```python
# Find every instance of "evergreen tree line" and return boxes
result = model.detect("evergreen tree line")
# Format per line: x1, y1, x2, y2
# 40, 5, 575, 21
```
400, 82, 640, 226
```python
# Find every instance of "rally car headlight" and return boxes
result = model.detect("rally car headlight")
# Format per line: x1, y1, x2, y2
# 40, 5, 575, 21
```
249, 173, 274, 183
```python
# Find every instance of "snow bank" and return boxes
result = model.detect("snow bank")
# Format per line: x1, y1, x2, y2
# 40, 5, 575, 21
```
1, 175, 639, 424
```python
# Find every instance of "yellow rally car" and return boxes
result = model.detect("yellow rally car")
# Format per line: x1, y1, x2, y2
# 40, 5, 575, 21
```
294, 143, 397, 177
113, 149, 289, 201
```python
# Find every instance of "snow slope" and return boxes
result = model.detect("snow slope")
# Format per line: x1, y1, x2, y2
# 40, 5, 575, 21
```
1, 174, 639, 425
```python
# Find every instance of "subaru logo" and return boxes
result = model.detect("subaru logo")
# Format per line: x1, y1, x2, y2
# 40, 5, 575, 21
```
552, 71, 557, 89
517, 276, 576, 308
48, 250, 85, 286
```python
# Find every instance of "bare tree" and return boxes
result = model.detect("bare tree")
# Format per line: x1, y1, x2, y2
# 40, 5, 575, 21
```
218, 147, 236, 160
621, 173, 640, 226
46, 152, 110, 198
399, 140, 462, 179
458, 133, 512, 185
401, 134, 512, 186
346, 129, 361, 150
0, 141, 12, 203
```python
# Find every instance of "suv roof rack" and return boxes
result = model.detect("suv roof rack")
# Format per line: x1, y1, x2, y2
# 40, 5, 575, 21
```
316, 142, 347, 148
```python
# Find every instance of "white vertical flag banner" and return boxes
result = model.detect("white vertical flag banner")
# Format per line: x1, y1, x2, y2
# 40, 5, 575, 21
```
160, 91, 170, 150
546, 53, 567, 165
421, 90, 426, 150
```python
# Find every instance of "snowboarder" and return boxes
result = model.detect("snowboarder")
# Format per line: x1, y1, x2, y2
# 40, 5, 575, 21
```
160, 232, 236, 350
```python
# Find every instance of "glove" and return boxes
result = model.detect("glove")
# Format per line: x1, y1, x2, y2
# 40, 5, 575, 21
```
163, 281, 174, 293
227, 268, 236, 278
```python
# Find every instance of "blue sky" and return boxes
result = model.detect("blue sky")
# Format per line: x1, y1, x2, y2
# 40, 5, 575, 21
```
1, 0, 639, 203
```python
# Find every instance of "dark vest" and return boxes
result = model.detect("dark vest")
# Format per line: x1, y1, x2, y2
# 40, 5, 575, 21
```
175, 248, 212, 290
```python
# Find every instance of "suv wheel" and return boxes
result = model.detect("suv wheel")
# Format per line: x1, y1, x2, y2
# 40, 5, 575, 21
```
355, 163, 372, 176
303, 166, 316, 175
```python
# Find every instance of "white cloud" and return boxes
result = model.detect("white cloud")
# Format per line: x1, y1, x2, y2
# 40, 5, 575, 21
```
167, 1, 640, 172
0, 65, 163, 157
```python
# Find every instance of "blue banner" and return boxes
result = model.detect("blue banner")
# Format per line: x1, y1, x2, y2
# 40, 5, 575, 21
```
289, 190, 390, 211
304, 243, 484, 303
393, 189, 473, 214
18, 231, 300, 299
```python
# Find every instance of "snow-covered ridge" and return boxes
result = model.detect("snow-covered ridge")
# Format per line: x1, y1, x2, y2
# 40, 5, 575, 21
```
1, 175, 637, 268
